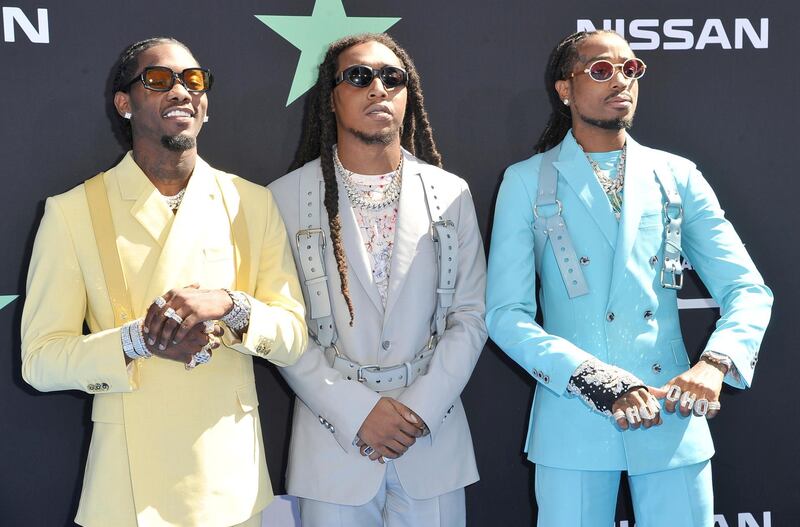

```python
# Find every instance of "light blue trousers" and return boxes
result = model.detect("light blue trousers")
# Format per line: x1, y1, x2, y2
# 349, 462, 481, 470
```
534, 461, 713, 527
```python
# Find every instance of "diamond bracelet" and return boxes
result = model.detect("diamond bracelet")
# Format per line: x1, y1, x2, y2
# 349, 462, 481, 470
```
121, 319, 152, 360
221, 289, 251, 333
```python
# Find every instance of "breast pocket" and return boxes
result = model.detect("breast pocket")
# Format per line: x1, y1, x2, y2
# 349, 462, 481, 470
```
638, 212, 662, 230
202, 245, 236, 288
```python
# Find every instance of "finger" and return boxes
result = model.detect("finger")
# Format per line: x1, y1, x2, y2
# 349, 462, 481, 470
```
705, 408, 719, 420
663, 384, 681, 414
360, 444, 373, 457
172, 317, 197, 345
678, 389, 696, 417
185, 282, 200, 289
157, 318, 181, 351
146, 307, 169, 347
385, 439, 408, 455
212, 324, 224, 337
143, 302, 162, 335
616, 416, 629, 430
397, 418, 423, 438
648, 385, 668, 399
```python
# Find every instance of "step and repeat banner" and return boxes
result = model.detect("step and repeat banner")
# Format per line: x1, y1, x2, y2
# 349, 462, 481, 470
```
0, 1, 795, 525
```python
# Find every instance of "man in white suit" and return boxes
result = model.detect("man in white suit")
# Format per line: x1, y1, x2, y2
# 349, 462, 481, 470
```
268, 34, 487, 526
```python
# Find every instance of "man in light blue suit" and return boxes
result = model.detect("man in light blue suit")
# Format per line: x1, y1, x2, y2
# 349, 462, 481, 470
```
486, 30, 773, 526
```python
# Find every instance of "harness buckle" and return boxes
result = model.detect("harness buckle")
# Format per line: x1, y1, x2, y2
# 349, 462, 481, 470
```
357, 364, 380, 383
295, 228, 327, 251
430, 219, 455, 241
533, 199, 563, 220
660, 269, 684, 290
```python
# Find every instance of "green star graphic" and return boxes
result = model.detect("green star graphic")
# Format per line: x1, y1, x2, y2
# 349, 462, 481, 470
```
256, 0, 401, 105
0, 295, 18, 311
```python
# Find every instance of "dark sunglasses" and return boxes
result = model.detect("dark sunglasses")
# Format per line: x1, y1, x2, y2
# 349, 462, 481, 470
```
123, 66, 213, 93
335, 64, 408, 89
570, 58, 647, 82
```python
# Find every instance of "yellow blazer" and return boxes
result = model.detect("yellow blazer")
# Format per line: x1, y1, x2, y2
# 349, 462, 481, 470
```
21, 152, 307, 527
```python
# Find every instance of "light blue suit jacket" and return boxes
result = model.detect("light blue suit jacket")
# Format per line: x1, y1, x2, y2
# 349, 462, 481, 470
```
486, 131, 773, 475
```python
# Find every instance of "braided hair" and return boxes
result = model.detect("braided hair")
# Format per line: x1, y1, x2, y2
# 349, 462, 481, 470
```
109, 37, 193, 145
533, 30, 617, 153
290, 33, 442, 325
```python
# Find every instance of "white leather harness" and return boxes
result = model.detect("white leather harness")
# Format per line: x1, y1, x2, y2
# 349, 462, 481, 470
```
295, 168, 458, 392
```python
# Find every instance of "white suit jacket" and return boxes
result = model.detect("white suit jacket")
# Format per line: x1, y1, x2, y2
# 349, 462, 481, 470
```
268, 150, 487, 505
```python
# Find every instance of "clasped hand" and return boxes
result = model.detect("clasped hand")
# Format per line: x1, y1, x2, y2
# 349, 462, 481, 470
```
612, 360, 725, 430
142, 284, 230, 364
356, 398, 428, 463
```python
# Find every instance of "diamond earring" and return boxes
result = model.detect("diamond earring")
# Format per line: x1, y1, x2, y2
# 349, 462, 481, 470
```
562, 99, 569, 106
123, 112, 132, 119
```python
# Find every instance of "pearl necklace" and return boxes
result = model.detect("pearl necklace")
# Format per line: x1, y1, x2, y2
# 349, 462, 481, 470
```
333, 146, 403, 211
162, 188, 186, 212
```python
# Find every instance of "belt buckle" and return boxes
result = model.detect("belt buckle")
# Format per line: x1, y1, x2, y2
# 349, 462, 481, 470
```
296, 228, 327, 251
357, 364, 380, 383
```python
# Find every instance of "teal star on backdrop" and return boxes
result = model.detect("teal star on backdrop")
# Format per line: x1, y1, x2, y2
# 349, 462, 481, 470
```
256, 0, 401, 105
0, 295, 17, 311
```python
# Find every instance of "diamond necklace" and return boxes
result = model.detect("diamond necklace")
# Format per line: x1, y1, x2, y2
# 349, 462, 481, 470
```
162, 188, 186, 212
333, 146, 403, 211
583, 142, 626, 218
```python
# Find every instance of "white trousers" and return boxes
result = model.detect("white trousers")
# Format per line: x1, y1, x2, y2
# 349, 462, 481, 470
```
298, 463, 465, 527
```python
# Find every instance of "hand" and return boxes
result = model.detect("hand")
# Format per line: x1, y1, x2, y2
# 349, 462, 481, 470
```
660, 359, 724, 418
357, 398, 426, 461
144, 284, 233, 350
145, 322, 223, 365
612, 386, 664, 431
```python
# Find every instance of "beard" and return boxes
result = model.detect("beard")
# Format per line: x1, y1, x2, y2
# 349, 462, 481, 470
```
578, 112, 634, 131
161, 134, 196, 151
346, 126, 398, 146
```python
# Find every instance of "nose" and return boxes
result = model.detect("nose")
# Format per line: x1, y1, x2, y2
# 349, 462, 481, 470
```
167, 74, 192, 102
609, 65, 633, 90
367, 76, 389, 99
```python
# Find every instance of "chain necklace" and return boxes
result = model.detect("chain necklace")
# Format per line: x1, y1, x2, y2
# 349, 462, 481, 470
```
583, 143, 626, 219
334, 146, 403, 210
162, 188, 186, 212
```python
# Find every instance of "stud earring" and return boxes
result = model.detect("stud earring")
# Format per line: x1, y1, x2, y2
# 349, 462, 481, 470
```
562, 99, 569, 106
123, 112, 132, 119
203, 115, 209, 123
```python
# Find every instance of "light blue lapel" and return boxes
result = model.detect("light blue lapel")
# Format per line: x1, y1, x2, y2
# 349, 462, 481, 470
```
607, 135, 655, 301
553, 132, 618, 248
383, 151, 430, 323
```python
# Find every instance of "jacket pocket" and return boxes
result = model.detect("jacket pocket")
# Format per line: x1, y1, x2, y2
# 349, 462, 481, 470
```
670, 338, 691, 367
236, 384, 260, 413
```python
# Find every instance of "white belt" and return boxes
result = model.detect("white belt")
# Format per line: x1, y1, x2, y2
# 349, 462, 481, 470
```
326, 345, 435, 392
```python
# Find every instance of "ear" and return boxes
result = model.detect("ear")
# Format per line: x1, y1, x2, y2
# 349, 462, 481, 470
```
555, 79, 570, 104
113, 91, 132, 118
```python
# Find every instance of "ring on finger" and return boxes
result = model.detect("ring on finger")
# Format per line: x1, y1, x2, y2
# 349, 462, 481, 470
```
639, 403, 655, 420
707, 401, 721, 411
625, 406, 640, 424
694, 398, 709, 417
679, 391, 696, 410
194, 348, 212, 365
612, 409, 626, 422
666, 384, 682, 403
203, 320, 216, 334
154, 296, 167, 309
363, 446, 374, 456
163, 307, 183, 324
185, 355, 198, 371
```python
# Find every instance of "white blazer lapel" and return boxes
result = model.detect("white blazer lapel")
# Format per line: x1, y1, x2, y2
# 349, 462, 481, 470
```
333, 171, 385, 315
384, 154, 434, 322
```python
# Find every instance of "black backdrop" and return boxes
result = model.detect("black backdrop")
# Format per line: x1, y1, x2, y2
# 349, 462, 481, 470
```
1, 1, 796, 526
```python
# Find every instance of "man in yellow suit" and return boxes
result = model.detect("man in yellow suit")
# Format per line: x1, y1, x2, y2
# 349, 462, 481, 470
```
20, 37, 307, 527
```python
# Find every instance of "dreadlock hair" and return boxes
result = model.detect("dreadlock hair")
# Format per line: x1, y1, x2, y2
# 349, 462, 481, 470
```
109, 37, 194, 146
289, 33, 442, 326
533, 29, 619, 153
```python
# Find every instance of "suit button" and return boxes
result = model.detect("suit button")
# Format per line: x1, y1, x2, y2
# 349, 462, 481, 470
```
751, 360, 756, 368
382, 340, 391, 350
652, 363, 662, 374
543, 374, 550, 383
650, 255, 659, 267
606, 312, 615, 322
101, 383, 109, 390
329, 425, 335, 434
87, 384, 95, 391
318, 416, 325, 425
579, 256, 590, 266
644, 310, 654, 320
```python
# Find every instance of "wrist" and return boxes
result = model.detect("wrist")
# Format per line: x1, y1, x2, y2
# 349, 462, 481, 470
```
700, 351, 731, 374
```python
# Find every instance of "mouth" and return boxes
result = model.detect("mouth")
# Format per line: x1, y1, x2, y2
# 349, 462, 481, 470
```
606, 94, 633, 110
365, 103, 393, 120
161, 107, 196, 120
